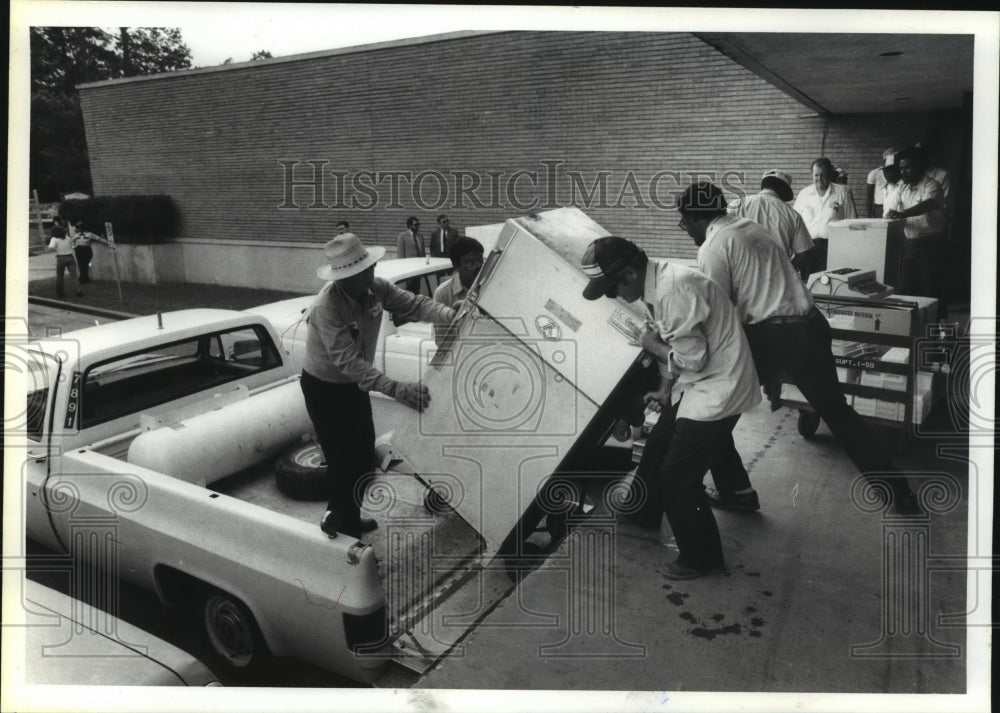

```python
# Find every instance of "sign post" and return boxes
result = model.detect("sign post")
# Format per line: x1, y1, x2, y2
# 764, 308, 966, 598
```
105, 222, 125, 305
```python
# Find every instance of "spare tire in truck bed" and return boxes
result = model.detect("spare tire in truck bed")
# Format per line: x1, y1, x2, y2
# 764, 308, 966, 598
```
273, 440, 386, 501
274, 440, 330, 501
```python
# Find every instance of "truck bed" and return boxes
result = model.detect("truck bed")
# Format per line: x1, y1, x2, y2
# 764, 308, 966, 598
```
209, 458, 507, 670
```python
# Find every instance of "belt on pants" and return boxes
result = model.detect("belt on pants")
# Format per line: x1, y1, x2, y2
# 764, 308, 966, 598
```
753, 307, 819, 326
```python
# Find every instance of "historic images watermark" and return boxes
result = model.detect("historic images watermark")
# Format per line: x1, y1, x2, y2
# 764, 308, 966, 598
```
848, 472, 969, 660
276, 160, 751, 212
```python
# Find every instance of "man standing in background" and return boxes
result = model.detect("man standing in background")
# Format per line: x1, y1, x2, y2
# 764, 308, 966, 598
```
885, 147, 949, 318
396, 216, 426, 293
735, 170, 815, 280
429, 214, 460, 258
793, 157, 858, 270
866, 147, 897, 218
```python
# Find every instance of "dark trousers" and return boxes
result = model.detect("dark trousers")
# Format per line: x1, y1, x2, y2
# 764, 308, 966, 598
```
74, 245, 93, 283
899, 235, 948, 318
299, 370, 376, 530
54, 254, 78, 297
811, 237, 828, 271
634, 401, 734, 570
743, 310, 912, 499
632, 399, 751, 528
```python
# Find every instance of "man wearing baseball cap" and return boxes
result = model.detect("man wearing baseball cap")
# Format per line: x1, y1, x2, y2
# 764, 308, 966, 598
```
734, 170, 816, 280
581, 235, 760, 579
302, 233, 458, 539
678, 181, 919, 515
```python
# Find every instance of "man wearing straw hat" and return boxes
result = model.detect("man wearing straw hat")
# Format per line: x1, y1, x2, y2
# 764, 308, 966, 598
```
302, 233, 458, 539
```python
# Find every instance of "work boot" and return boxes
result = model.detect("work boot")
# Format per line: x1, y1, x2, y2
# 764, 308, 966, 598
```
320, 509, 342, 538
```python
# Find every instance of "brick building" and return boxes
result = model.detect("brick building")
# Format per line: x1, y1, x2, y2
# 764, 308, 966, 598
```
77, 31, 973, 294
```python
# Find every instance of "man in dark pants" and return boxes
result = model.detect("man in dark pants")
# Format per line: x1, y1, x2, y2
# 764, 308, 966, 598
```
301, 233, 457, 539
582, 236, 761, 579
886, 147, 949, 319
678, 181, 920, 515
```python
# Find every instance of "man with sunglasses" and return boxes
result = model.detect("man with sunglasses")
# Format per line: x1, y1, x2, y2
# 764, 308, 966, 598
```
581, 235, 760, 580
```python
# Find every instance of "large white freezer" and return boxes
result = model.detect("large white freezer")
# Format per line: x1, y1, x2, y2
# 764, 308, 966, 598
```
387, 208, 647, 557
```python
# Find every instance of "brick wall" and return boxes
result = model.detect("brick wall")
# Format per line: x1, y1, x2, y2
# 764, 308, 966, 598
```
79, 31, 967, 266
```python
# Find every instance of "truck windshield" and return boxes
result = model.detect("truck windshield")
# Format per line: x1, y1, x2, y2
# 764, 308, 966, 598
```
79, 325, 282, 429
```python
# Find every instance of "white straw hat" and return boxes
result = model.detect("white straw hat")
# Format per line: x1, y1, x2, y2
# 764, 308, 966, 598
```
316, 233, 385, 281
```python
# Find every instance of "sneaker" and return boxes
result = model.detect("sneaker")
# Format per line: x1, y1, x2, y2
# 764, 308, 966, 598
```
663, 559, 725, 581
320, 510, 341, 538
705, 487, 760, 513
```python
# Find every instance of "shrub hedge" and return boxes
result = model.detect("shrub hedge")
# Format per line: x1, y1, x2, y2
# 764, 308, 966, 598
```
59, 195, 178, 244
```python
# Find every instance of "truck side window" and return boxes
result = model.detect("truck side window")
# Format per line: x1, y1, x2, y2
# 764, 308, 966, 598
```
80, 325, 282, 429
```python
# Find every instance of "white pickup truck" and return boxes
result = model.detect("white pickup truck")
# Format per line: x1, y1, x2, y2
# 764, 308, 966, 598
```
22, 257, 513, 684
23, 217, 645, 685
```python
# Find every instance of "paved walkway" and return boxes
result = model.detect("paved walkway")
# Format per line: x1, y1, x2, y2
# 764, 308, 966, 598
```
418, 401, 974, 695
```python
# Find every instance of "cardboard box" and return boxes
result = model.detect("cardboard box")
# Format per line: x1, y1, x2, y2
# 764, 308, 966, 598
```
881, 347, 910, 364
818, 299, 915, 336
853, 397, 876, 416
875, 400, 903, 421
859, 371, 908, 392
837, 367, 861, 384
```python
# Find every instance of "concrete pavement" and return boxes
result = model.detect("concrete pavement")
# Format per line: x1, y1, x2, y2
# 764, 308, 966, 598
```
418, 403, 972, 694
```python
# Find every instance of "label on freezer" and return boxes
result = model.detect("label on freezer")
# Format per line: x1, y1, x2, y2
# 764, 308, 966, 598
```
543, 298, 582, 333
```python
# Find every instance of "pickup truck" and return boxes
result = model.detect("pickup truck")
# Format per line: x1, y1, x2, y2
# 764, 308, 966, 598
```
22, 257, 508, 684
23, 218, 644, 685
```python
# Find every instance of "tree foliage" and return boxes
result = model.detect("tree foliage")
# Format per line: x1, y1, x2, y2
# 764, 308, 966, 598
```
30, 27, 193, 201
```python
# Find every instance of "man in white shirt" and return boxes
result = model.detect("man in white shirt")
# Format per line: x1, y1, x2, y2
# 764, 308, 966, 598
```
885, 147, 949, 317
679, 181, 920, 516
866, 147, 897, 218
581, 236, 760, 579
793, 157, 858, 270
735, 169, 815, 280
432, 236, 484, 343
